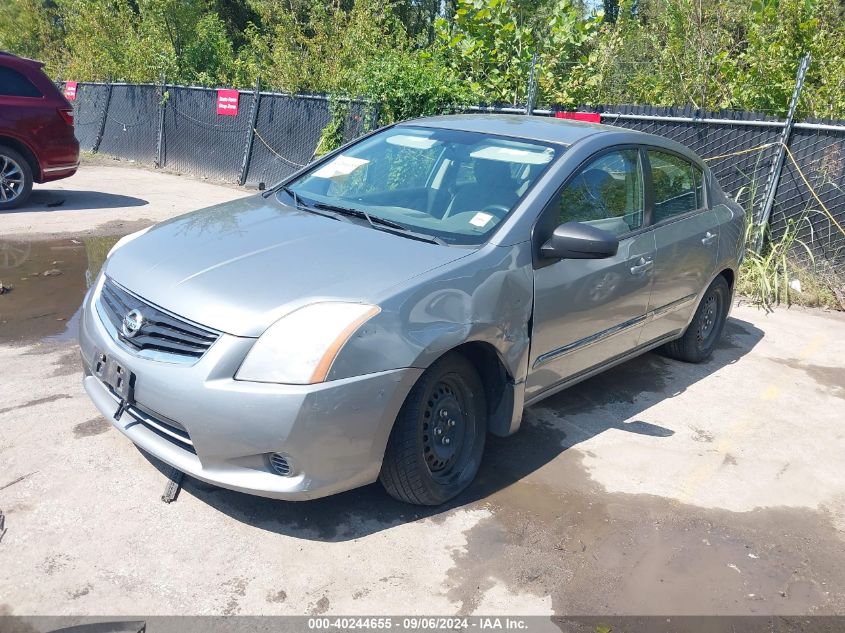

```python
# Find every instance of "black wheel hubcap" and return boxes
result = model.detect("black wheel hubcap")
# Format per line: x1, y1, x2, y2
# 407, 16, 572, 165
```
422, 380, 467, 475
696, 292, 721, 344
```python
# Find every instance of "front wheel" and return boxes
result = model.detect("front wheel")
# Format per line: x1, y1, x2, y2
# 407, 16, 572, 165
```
661, 275, 730, 363
380, 352, 487, 505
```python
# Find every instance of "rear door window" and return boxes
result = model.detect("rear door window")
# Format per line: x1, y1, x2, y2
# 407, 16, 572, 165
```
648, 150, 704, 221
0, 67, 43, 98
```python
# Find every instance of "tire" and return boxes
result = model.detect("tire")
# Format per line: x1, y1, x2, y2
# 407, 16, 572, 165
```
0, 146, 34, 210
661, 275, 730, 363
380, 352, 487, 505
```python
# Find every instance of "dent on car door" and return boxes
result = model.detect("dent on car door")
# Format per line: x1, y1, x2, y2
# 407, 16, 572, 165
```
639, 149, 720, 344
526, 148, 657, 402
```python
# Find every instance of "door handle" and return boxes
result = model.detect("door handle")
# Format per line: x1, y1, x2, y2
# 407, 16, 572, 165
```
701, 231, 718, 246
629, 257, 653, 275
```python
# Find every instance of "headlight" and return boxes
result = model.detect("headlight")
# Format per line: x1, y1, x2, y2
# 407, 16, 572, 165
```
108, 226, 152, 258
236, 302, 380, 384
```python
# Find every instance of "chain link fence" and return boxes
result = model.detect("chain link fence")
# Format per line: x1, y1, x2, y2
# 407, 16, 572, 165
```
98, 83, 160, 164
61, 81, 376, 186
71, 83, 111, 152
62, 82, 845, 270
162, 85, 257, 182
772, 121, 845, 265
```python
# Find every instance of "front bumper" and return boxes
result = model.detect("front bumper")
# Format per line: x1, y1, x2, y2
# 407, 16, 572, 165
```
79, 281, 422, 500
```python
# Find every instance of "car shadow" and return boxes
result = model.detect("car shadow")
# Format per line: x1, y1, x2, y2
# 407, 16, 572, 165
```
7, 189, 148, 212
143, 316, 764, 542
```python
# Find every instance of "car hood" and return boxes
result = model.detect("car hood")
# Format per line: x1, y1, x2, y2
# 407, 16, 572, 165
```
105, 194, 468, 337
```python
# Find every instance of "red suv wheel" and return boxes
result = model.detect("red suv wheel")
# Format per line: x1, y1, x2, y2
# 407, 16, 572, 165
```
0, 145, 33, 209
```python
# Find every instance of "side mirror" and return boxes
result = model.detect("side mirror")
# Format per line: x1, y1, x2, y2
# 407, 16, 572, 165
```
541, 221, 619, 260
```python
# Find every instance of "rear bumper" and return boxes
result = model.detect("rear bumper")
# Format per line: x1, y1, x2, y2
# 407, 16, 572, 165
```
79, 280, 422, 500
37, 135, 80, 182
40, 161, 79, 182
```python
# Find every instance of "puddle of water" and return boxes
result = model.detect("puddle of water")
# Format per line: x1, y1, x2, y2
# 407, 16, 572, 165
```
0, 236, 121, 344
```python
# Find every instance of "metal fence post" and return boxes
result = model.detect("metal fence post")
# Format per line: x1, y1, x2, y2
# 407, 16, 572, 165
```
755, 54, 811, 252
525, 52, 539, 115
92, 77, 113, 154
155, 74, 166, 169
238, 77, 261, 186
368, 102, 382, 132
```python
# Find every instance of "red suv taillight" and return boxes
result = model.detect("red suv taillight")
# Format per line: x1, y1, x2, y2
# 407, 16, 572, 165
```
58, 108, 74, 127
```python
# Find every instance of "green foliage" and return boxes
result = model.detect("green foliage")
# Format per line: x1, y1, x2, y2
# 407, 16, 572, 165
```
735, 194, 844, 311
0, 0, 64, 70
2, 0, 845, 119
729, 0, 845, 117
434, 0, 600, 106
354, 50, 476, 123
557, 0, 845, 116
315, 99, 350, 156
42, 0, 236, 84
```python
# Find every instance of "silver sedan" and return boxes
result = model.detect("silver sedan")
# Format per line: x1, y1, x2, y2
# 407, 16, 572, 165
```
79, 114, 745, 505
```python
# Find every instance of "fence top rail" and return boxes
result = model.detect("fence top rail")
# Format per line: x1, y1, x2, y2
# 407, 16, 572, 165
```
465, 105, 845, 131
598, 112, 786, 128
793, 121, 845, 132
256, 90, 373, 105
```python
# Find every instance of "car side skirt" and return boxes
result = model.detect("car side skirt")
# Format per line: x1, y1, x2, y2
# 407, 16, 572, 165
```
523, 330, 680, 408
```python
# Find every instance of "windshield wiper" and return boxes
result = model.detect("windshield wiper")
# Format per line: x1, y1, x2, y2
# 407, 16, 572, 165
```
312, 202, 448, 246
281, 187, 340, 222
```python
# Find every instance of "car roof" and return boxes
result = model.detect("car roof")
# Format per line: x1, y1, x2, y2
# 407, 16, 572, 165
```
399, 113, 707, 168
399, 113, 639, 146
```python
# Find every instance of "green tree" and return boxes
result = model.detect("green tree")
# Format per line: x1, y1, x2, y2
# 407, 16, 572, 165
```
730, 0, 845, 117
436, 0, 600, 106
0, 0, 65, 70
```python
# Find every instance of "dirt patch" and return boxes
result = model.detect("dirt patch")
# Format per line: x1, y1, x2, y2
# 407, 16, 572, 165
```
73, 417, 111, 438
50, 349, 83, 377
67, 584, 92, 600
0, 394, 72, 416
309, 596, 331, 615
775, 358, 845, 400
692, 427, 715, 443
221, 577, 250, 616
266, 590, 287, 604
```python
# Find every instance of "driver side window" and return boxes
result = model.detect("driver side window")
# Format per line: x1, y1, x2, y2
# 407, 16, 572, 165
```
557, 149, 644, 237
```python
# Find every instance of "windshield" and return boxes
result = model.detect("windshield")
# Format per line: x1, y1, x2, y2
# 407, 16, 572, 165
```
280, 125, 560, 245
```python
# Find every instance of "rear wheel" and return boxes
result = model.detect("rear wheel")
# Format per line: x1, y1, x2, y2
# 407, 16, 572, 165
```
0, 146, 33, 210
661, 275, 730, 363
380, 352, 486, 505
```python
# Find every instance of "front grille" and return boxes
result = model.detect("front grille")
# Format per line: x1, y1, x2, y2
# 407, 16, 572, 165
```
98, 277, 219, 360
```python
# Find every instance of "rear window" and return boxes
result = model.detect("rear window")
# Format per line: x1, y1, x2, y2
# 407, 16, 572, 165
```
0, 66, 43, 98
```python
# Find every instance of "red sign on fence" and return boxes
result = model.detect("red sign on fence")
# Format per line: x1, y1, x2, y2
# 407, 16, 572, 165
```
216, 89, 239, 116
64, 81, 78, 101
554, 111, 601, 123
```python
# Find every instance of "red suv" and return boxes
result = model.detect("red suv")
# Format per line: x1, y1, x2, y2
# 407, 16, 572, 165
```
0, 51, 79, 209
